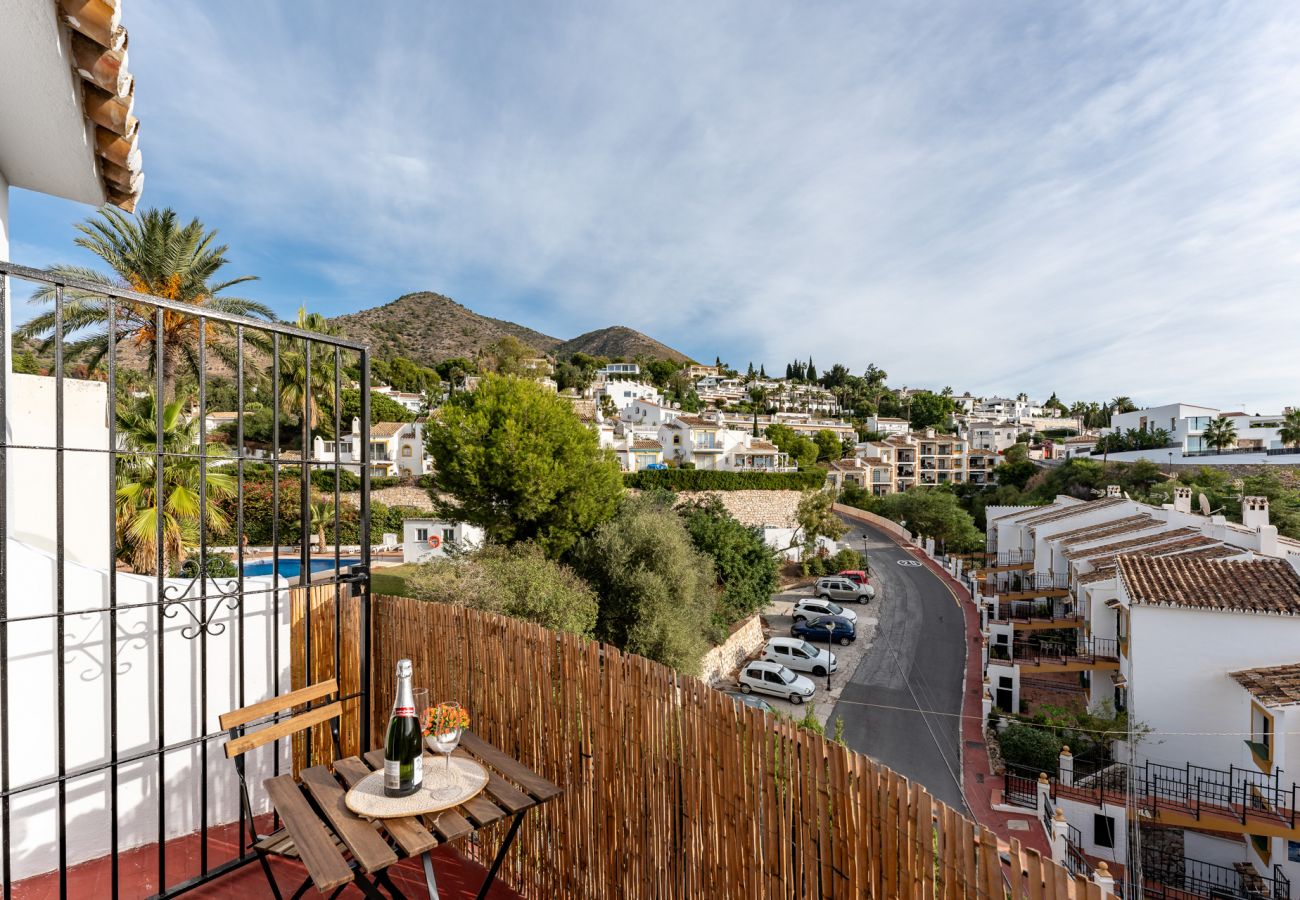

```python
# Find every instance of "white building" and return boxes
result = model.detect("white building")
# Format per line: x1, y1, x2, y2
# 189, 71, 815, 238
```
596, 362, 640, 378
982, 490, 1300, 892
865, 416, 910, 437
372, 384, 425, 413
317, 417, 432, 478
401, 518, 485, 563
598, 379, 662, 413
1101, 403, 1300, 466
620, 397, 678, 428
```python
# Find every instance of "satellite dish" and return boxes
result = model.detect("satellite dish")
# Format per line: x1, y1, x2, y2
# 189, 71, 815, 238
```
1198, 493, 1212, 517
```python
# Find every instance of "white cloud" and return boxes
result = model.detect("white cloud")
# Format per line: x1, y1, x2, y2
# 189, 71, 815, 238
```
108, 0, 1300, 410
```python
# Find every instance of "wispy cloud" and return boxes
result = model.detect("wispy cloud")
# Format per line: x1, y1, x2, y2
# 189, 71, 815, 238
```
13, 1, 1300, 410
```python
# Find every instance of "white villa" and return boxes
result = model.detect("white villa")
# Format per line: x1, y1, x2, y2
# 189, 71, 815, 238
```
401, 518, 485, 564
316, 416, 433, 478
1102, 402, 1300, 465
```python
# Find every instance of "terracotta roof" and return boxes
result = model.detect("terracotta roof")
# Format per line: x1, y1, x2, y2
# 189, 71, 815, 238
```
631, 439, 661, 451
1063, 436, 1098, 444
1023, 497, 1127, 531
58, 0, 144, 210
1067, 527, 1201, 563
370, 422, 408, 437
1053, 515, 1157, 550
569, 399, 598, 422
1078, 540, 1235, 585
674, 415, 717, 428
1118, 555, 1300, 615
1231, 664, 1300, 708
748, 440, 778, 451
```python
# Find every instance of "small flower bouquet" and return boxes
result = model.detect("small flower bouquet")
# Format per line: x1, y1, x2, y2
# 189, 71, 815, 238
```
422, 702, 469, 737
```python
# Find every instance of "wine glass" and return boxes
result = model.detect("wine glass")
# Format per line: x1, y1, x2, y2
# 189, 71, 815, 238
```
426, 701, 463, 772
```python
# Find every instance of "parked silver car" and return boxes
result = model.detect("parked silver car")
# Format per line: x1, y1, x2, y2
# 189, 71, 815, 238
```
763, 637, 837, 677
792, 597, 858, 625
814, 575, 874, 603
737, 660, 816, 704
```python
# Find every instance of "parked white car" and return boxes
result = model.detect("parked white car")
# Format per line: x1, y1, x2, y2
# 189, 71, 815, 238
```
763, 637, 837, 677
814, 576, 874, 603
792, 598, 858, 625
737, 660, 816, 705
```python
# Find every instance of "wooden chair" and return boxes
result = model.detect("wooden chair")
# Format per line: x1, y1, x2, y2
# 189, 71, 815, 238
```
220, 679, 359, 900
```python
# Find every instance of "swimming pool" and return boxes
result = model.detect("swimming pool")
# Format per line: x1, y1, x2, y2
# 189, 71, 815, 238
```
242, 557, 361, 579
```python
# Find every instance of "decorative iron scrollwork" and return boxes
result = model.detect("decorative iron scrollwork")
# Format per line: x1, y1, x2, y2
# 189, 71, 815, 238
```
161, 557, 242, 639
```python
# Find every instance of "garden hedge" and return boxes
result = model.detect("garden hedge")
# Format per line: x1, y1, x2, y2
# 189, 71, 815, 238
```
624, 468, 826, 491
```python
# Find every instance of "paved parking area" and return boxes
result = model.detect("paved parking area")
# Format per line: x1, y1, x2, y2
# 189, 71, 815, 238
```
717, 587, 884, 728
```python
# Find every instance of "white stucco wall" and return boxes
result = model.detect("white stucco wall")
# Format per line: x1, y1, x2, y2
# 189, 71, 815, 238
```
0, 537, 291, 879
402, 519, 485, 563
1128, 605, 1300, 769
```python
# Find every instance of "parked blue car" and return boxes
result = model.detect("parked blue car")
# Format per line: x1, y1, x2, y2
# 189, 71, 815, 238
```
645, 462, 668, 470
791, 614, 856, 646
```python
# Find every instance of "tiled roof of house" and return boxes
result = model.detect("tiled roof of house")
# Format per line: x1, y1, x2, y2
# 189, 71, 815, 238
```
1077, 539, 1235, 585
749, 440, 778, 451
1023, 497, 1126, 531
57, 0, 144, 210
1067, 527, 1201, 563
1231, 664, 1300, 707
989, 500, 1075, 523
371, 422, 408, 437
569, 399, 598, 422
1052, 516, 1161, 552
828, 458, 868, 471
631, 439, 661, 450
1117, 554, 1300, 616
674, 415, 717, 428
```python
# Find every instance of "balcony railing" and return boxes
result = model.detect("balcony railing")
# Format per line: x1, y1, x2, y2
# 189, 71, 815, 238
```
1140, 847, 1292, 900
991, 636, 1119, 667
988, 598, 1081, 625
1050, 759, 1300, 834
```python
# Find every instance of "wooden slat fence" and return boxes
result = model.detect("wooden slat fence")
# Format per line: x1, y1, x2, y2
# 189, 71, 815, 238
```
290, 582, 363, 771
295, 589, 1103, 899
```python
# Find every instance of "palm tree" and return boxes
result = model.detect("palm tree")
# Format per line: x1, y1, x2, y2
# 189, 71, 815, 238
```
115, 392, 235, 575
278, 306, 341, 433
295, 500, 335, 552
1279, 409, 1300, 449
19, 208, 273, 401
747, 385, 768, 437
1203, 415, 1237, 452
1110, 396, 1137, 415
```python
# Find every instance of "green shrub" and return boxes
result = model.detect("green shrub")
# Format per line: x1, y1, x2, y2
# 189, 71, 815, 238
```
624, 468, 826, 491
998, 723, 1061, 775
310, 468, 361, 492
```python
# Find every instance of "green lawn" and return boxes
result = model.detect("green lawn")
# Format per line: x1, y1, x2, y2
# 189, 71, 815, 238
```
371, 563, 422, 596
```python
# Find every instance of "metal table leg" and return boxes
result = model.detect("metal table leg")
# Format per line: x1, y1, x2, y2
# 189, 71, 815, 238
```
421, 850, 442, 900
474, 812, 525, 900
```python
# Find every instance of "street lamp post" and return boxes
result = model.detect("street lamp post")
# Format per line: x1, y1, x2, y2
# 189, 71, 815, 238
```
822, 622, 835, 691
1168, 451, 1173, 476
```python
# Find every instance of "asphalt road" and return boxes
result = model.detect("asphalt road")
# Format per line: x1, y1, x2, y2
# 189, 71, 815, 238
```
830, 520, 969, 813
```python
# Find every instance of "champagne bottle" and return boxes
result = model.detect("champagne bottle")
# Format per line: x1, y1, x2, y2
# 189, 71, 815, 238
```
383, 659, 423, 797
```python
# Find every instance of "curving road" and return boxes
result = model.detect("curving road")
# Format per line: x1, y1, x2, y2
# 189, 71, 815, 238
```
830, 519, 969, 813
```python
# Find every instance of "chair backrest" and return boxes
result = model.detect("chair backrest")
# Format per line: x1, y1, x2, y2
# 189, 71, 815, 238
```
220, 678, 341, 759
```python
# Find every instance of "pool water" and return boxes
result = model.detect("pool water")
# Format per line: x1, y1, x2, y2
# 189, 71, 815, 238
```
242, 557, 361, 578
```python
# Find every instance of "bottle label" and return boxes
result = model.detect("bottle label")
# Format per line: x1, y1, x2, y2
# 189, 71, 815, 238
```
384, 759, 401, 789
412, 754, 423, 787
394, 706, 416, 717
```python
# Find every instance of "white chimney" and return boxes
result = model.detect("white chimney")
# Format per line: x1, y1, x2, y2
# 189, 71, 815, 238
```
352, 416, 361, 435
1173, 487, 1193, 515
1243, 496, 1271, 530
1106, 485, 1122, 498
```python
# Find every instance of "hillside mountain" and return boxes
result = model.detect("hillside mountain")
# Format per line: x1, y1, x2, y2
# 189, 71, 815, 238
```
331, 292, 562, 364
331, 291, 690, 365
556, 326, 691, 363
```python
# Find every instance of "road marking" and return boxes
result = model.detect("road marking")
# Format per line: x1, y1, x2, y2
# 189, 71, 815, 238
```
896, 559, 922, 567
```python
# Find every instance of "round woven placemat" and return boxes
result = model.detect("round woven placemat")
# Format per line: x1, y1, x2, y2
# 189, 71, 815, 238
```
345, 756, 488, 819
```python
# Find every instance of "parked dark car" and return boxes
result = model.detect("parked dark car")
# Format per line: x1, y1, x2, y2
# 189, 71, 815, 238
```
791, 614, 856, 646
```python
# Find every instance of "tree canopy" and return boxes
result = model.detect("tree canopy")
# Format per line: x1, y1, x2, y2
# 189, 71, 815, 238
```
424, 374, 623, 556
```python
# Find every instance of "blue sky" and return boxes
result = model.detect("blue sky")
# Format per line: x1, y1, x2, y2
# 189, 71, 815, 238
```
12, 1, 1300, 410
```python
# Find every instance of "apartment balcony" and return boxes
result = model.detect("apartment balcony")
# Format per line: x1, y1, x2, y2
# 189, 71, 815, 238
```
1141, 848, 1291, 900
988, 636, 1120, 672
987, 598, 1084, 630
986, 571, 1071, 600
1044, 758, 1300, 842
0, 258, 1096, 900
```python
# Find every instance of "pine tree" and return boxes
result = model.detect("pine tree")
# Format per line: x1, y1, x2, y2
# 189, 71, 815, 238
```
746, 361, 755, 378
715, 355, 722, 369
785, 363, 794, 380
807, 357, 818, 383
759, 364, 767, 379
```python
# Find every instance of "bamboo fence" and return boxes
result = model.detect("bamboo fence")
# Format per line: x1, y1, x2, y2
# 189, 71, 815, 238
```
291, 588, 1103, 899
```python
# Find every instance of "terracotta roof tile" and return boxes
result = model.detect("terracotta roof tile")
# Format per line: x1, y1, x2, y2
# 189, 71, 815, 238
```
1118, 555, 1300, 615
1231, 664, 1300, 707
1069, 528, 1202, 563
1053, 515, 1158, 550
370, 422, 408, 437
631, 439, 661, 450
674, 415, 717, 428
749, 441, 778, 451
1022, 497, 1126, 531
989, 503, 1064, 523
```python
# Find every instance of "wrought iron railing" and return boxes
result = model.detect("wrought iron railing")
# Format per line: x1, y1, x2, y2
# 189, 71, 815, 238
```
988, 597, 1081, 624
1002, 636, 1120, 667
1140, 846, 1292, 899
0, 259, 373, 898
1051, 757, 1300, 833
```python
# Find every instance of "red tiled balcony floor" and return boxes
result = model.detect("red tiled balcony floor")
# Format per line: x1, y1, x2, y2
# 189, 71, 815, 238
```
13, 818, 523, 900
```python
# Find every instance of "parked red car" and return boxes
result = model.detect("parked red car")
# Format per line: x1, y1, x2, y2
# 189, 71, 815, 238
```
838, 569, 870, 587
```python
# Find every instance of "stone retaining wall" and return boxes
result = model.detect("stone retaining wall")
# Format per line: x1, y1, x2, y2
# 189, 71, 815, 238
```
699, 614, 766, 685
